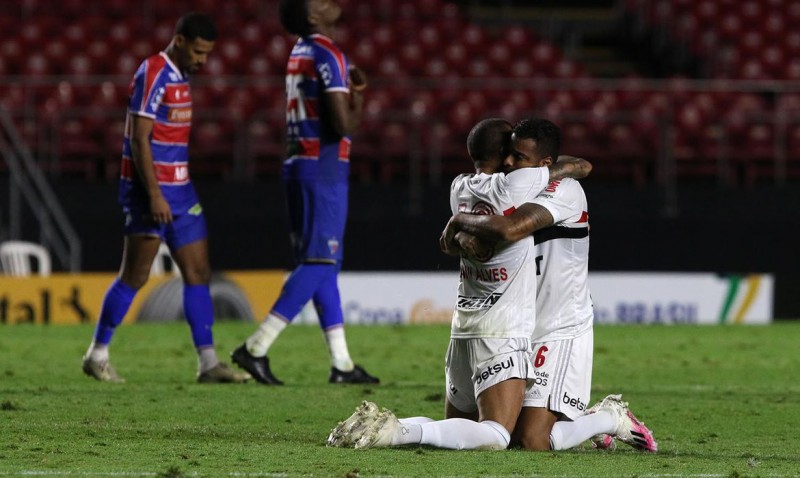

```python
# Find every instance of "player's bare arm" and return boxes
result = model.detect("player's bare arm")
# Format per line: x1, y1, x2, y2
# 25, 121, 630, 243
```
452, 202, 556, 243
130, 115, 172, 224
327, 65, 366, 136
547, 156, 592, 182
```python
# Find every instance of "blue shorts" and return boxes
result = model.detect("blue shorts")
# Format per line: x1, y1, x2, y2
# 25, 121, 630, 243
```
123, 202, 208, 251
285, 179, 347, 263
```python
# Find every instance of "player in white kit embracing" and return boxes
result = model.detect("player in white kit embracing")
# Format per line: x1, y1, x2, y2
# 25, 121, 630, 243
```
446, 118, 657, 453
325, 118, 591, 450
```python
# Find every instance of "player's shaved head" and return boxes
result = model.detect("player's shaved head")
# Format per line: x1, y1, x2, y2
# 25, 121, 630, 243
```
467, 118, 513, 166
279, 0, 312, 36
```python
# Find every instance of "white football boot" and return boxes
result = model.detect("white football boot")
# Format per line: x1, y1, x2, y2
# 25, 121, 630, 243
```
327, 401, 380, 447
591, 394, 658, 452
354, 407, 404, 449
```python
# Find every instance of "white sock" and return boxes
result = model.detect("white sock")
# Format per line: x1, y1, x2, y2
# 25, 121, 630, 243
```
246, 314, 288, 357
87, 341, 109, 363
415, 419, 510, 450
550, 410, 617, 450
197, 346, 220, 373
399, 417, 436, 425
324, 326, 354, 371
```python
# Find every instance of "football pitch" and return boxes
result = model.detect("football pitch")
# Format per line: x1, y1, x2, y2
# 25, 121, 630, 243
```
1, 322, 798, 477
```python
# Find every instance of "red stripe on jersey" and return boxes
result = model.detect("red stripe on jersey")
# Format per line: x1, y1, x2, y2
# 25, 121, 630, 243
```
311, 34, 347, 82
141, 55, 167, 112
295, 139, 351, 161
299, 138, 320, 157
577, 211, 589, 223
121, 157, 190, 184
152, 122, 190, 144
503, 207, 516, 216
287, 56, 316, 76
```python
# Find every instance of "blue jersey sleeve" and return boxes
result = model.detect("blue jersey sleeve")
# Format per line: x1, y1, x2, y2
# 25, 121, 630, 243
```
128, 57, 167, 118
314, 43, 349, 93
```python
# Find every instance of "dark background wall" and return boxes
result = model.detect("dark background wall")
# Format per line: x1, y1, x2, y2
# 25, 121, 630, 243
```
4, 177, 797, 318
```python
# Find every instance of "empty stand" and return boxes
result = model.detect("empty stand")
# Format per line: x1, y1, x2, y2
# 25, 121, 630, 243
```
2, 0, 798, 186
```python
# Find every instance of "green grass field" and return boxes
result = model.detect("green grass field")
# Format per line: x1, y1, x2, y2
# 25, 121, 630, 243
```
1, 322, 799, 477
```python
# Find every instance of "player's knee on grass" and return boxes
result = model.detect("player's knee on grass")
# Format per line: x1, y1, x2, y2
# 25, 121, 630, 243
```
512, 407, 559, 451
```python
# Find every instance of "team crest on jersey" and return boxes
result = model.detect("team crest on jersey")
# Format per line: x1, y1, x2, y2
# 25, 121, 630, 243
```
471, 201, 495, 215
327, 237, 339, 254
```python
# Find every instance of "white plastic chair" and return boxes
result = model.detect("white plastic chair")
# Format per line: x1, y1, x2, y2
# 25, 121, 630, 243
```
150, 242, 181, 276
0, 241, 52, 277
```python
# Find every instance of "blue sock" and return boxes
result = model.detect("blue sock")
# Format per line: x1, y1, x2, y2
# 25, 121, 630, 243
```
93, 279, 137, 344
272, 263, 335, 322
183, 284, 214, 348
313, 268, 344, 330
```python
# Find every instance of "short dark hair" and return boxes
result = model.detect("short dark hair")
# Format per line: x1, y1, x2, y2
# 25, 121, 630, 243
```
512, 118, 561, 160
467, 118, 512, 164
279, 0, 312, 36
175, 12, 217, 42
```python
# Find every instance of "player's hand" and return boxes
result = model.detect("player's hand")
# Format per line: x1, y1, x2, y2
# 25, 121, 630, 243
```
348, 65, 367, 92
440, 217, 461, 256
148, 194, 173, 225
457, 232, 494, 262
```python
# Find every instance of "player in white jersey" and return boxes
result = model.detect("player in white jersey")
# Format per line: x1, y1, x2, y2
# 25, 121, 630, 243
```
326, 118, 592, 451
446, 118, 657, 453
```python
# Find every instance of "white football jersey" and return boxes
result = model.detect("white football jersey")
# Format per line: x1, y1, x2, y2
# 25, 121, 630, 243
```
449, 167, 550, 339
529, 178, 593, 341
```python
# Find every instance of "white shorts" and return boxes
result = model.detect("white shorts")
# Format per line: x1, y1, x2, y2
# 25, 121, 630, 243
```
445, 337, 534, 414
522, 330, 593, 420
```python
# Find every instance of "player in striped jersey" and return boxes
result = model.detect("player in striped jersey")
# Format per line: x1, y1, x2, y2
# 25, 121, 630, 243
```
232, 0, 378, 385
446, 118, 657, 452
81, 13, 248, 384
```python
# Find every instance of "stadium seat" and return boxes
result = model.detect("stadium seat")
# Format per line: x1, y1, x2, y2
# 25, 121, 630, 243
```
244, 118, 283, 177
0, 241, 52, 277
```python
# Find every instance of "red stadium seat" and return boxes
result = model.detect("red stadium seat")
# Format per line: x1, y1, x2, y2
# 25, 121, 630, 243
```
190, 120, 235, 176
87, 40, 113, 71
740, 123, 777, 186
486, 43, 511, 71
762, 12, 785, 41
351, 41, 378, 71
603, 122, 650, 187
718, 13, 743, 41
739, 1, 765, 27
246, 119, 283, 177
502, 25, 533, 55
0, 38, 23, 72
23, 53, 52, 76
553, 59, 580, 79
56, 118, 103, 179
398, 42, 425, 75
417, 25, 441, 54
266, 35, 291, 70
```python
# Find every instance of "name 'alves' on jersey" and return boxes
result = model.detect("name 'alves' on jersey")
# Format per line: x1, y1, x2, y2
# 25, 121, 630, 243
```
449, 168, 551, 339
120, 52, 197, 214
284, 34, 351, 183
530, 178, 593, 342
